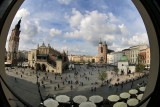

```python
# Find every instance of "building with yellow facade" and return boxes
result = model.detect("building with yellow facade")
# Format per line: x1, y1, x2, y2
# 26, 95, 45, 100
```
28, 43, 68, 74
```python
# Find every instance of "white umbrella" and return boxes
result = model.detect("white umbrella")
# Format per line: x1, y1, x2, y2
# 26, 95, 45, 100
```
120, 92, 131, 99
137, 94, 144, 100
139, 87, 146, 92
113, 102, 127, 107
73, 95, 87, 104
107, 95, 120, 102
43, 98, 59, 107
89, 95, 103, 103
79, 102, 96, 107
129, 89, 138, 94
127, 98, 139, 106
56, 95, 70, 103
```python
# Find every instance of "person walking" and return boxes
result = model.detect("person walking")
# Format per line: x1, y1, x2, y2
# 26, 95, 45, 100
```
94, 87, 96, 91
116, 87, 118, 93
58, 84, 60, 89
91, 87, 93, 92
50, 80, 52, 83
54, 86, 57, 91
15, 77, 17, 82
70, 85, 73, 90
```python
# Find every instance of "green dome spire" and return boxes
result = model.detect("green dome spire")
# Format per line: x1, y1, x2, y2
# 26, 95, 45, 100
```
119, 54, 128, 62
57, 54, 62, 60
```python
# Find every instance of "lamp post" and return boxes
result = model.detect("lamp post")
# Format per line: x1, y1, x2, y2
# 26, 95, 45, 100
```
32, 58, 35, 69
33, 59, 45, 106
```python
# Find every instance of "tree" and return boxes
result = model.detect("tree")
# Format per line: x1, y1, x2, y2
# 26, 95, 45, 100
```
98, 71, 107, 86
136, 54, 145, 72
114, 67, 119, 74
136, 64, 145, 72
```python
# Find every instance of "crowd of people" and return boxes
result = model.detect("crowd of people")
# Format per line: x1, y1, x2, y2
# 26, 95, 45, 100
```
5, 63, 149, 107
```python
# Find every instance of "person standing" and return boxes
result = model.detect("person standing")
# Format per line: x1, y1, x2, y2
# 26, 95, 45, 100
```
54, 86, 57, 91
15, 77, 17, 82
116, 87, 118, 93
58, 84, 60, 89
70, 85, 73, 90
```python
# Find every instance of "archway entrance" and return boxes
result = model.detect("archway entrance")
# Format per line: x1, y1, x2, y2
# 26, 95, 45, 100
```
36, 63, 41, 70
41, 64, 46, 71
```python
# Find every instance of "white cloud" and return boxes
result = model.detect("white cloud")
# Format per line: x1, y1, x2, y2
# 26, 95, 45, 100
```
57, 0, 72, 5
118, 24, 128, 36
128, 33, 149, 46
64, 9, 149, 52
49, 28, 62, 37
6, 2, 149, 55
65, 9, 123, 46
16, 8, 30, 19
69, 8, 83, 28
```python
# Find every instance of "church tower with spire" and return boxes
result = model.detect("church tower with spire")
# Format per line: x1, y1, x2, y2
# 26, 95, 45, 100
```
98, 38, 108, 63
7, 18, 22, 65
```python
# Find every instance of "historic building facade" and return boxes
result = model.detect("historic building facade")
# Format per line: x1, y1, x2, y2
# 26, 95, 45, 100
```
146, 47, 150, 68
118, 54, 136, 75
68, 54, 99, 64
98, 40, 107, 63
7, 19, 21, 66
28, 43, 69, 74
107, 52, 123, 65
68, 40, 108, 64
129, 44, 148, 64
108, 44, 150, 68
138, 47, 150, 68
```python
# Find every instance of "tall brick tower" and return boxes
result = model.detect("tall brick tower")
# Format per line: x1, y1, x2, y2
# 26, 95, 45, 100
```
98, 39, 107, 63
7, 18, 21, 66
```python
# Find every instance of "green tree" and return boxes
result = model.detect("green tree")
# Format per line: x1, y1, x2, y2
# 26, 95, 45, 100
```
136, 64, 145, 72
114, 67, 119, 74
136, 54, 145, 72
98, 71, 107, 86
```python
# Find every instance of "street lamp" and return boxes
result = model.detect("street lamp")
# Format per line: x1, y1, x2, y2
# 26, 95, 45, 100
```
36, 65, 45, 106
32, 58, 44, 106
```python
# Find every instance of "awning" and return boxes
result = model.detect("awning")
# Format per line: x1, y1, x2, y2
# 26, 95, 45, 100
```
120, 92, 131, 99
79, 102, 96, 107
56, 95, 70, 103
137, 94, 143, 100
129, 89, 138, 94
127, 98, 139, 106
113, 102, 127, 107
139, 87, 146, 92
43, 98, 59, 107
89, 95, 103, 103
108, 95, 120, 102
73, 95, 87, 104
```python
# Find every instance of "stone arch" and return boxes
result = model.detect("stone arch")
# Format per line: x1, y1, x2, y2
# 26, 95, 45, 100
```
41, 64, 46, 71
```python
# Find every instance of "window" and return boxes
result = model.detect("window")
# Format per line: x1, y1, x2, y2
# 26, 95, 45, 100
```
101, 47, 103, 53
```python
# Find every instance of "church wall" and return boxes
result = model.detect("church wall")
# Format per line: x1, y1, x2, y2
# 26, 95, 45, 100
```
128, 66, 136, 73
56, 60, 62, 74
118, 61, 129, 75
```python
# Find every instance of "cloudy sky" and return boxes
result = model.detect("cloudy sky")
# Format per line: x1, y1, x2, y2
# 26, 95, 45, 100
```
6, 0, 149, 56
